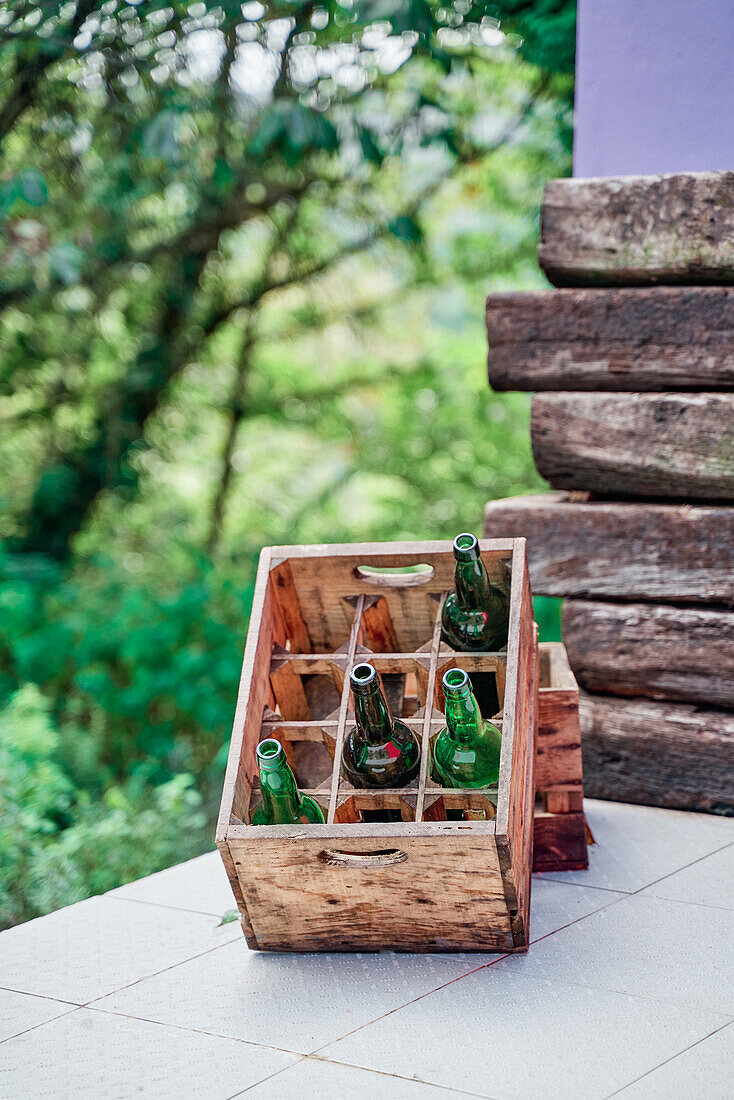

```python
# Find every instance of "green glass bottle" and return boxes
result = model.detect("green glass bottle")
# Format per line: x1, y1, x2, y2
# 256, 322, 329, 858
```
342, 663, 420, 788
251, 738, 325, 825
441, 532, 509, 652
431, 668, 502, 788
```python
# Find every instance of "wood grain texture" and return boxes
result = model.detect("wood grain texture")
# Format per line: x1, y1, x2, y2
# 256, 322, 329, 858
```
564, 600, 734, 709
496, 544, 535, 950
534, 642, 587, 873
361, 595, 400, 653
484, 492, 734, 604
533, 813, 588, 872
486, 287, 734, 392
539, 172, 734, 287
530, 393, 734, 501
227, 834, 513, 953
280, 541, 513, 652
537, 643, 583, 791
531, 392, 734, 500
580, 691, 734, 814
270, 559, 312, 652
216, 548, 280, 830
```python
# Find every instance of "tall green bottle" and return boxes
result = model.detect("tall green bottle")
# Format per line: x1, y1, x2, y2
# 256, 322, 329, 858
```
342, 663, 420, 788
431, 668, 502, 788
441, 532, 509, 651
251, 738, 325, 825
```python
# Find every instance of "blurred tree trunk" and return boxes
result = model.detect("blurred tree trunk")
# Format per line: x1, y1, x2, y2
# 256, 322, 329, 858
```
17, 253, 207, 558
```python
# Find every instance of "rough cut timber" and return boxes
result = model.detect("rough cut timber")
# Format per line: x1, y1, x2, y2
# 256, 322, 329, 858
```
580, 691, 734, 815
486, 287, 734, 392
563, 600, 734, 710
531, 392, 734, 500
539, 171, 734, 287
483, 492, 734, 605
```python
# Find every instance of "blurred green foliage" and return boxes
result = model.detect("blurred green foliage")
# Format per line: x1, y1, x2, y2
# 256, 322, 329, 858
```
0, 0, 573, 928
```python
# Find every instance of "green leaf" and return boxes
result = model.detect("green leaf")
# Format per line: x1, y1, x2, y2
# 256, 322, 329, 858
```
249, 106, 288, 156
19, 169, 47, 207
48, 243, 84, 286
250, 103, 338, 161
0, 171, 47, 217
0, 178, 18, 218
359, 127, 383, 165
141, 111, 181, 164
388, 214, 422, 243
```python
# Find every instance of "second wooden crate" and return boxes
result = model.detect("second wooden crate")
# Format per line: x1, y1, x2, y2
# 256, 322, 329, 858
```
534, 642, 589, 872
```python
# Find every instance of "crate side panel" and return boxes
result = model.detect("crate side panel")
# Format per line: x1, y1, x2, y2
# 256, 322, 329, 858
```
497, 545, 535, 948
282, 544, 512, 652
218, 551, 281, 832
497, 543, 534, 835
228, 835, 513, 952
511, 625, 537, 948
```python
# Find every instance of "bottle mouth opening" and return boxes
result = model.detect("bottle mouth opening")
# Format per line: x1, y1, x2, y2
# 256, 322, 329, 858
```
256, 738, 284, 768
350, 662, 378, 689
453, 532, 479, 560
443, 668, 470, 694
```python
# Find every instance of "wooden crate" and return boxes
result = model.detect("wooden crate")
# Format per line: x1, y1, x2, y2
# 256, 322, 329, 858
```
217, 539, 537, 953
535, 643, 589, 873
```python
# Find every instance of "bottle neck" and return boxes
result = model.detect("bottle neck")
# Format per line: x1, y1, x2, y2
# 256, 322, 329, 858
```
353, 684, 394, 745
454, 555, 492, 611
259, 757, 301, 823
444, 685, 484, 744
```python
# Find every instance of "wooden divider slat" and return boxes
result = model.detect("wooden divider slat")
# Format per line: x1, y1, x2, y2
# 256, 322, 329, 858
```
415, 594, 447, 823
327, 595, 366, 824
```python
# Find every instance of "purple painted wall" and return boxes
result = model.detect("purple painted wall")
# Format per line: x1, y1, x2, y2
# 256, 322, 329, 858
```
574, 0, 734, 177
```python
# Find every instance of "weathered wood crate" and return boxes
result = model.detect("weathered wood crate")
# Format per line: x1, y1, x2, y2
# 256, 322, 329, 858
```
535, 643, 589, 872
217, 539, 537, 953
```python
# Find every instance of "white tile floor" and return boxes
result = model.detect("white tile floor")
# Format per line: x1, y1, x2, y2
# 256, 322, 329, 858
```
0, 799, 732, 1100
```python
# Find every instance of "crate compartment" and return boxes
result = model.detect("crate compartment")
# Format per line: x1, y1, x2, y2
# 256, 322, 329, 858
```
217, 539, 536, 953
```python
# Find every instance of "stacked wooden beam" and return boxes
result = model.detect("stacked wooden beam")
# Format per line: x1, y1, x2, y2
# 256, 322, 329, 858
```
484, 170, 734, 815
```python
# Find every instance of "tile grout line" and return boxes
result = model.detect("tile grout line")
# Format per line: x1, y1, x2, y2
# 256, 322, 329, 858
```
604, 1019, 734, 1099
305, 956, 509, 1058
304, 884, 642, 1058
106, 892, 232, 920
544, 973, 734, 1015
228, 1052, 499, 1100
624, 837, 734, 897
0, 986, 81, 1009
308, 874, 730, 1061
538, 835, 734, 902
526, 889, 633, 948
80, 935, 241, 1009
305, 1052, 500, 1099
83, 1003, 307, 1058
226, 1057, 308, 1099
0, 937, 241, 1043
635, 893, 734, 915
533, 877, 632, 895
0, 1005, 82, 1047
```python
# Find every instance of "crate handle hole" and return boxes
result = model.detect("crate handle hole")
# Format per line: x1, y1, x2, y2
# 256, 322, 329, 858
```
354, 564, 435, 588
319, 848, 408, 868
